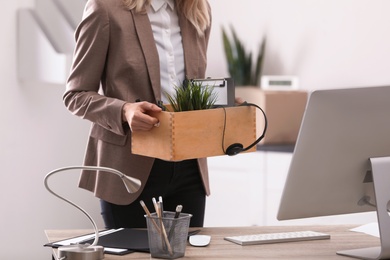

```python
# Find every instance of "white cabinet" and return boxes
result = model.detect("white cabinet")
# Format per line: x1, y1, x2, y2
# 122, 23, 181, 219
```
205, 151, 377, 227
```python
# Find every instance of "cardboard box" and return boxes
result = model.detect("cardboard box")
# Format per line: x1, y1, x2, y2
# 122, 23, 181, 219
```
131, 106, 257, 161
236, 88, 308, 145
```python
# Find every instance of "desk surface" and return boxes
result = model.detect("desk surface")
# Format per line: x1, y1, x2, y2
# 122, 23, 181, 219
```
46, 225, 379, 259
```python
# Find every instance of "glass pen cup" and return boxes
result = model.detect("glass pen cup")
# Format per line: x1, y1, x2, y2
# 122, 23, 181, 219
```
145, 212, 192, 259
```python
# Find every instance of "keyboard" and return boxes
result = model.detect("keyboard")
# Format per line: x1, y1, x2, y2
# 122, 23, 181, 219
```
224, 230, 330, 246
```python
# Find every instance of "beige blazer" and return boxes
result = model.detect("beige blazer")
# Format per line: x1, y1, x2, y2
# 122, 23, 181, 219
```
63, 0, 211, 205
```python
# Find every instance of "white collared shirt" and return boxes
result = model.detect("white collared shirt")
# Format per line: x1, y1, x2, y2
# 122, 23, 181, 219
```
147, 0, 185, 103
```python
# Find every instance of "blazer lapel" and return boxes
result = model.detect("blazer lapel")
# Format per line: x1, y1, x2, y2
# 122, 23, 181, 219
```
131, 10, 161, 100
178, 12, 199, 79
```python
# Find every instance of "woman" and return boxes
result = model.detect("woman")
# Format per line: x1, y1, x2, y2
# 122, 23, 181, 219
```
63, 0, 212, 228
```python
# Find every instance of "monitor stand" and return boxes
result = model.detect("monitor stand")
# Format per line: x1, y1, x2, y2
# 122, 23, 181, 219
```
337, 157, 390, 260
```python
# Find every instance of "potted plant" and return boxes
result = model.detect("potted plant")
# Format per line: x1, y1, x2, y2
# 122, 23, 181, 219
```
222, 26, 270, 141
165, 80, 218, 112
222, 25, 266, 87
221, 26, 307, 145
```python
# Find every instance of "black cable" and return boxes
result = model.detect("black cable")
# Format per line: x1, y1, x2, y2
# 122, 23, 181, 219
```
221, 106, 228, 153
221, 102, 268, 155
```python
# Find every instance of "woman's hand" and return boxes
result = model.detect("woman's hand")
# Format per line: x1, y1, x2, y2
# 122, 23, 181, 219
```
235, 97, 245, 105
122, 101, 162, 132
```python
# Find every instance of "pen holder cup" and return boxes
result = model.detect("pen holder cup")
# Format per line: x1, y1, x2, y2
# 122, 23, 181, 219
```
145, 212, 192, 259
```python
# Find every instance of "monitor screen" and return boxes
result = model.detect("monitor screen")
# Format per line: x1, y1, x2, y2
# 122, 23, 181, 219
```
277, 86, 390, 259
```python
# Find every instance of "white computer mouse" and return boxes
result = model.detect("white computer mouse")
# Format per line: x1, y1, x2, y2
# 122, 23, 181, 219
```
189, 235, 211, 247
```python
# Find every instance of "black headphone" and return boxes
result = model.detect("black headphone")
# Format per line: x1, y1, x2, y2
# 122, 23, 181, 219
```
223, 102, 268, 156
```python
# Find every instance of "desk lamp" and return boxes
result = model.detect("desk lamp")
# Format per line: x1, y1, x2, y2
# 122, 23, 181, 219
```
44, 166, 141, 260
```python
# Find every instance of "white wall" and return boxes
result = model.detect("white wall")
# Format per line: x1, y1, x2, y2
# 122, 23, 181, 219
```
208, 0, 390, 89
2, 0, 390, 259
3, 1, 99, 259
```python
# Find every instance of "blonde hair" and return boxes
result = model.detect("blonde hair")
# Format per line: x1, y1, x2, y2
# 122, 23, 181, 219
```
122, 0, 210, 36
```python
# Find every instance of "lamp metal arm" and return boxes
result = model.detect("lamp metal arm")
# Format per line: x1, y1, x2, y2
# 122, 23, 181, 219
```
44, 165, 141, 248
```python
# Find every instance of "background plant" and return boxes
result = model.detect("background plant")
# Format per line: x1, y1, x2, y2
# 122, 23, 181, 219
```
165, 80, 218, 112
222, 25, 266, 86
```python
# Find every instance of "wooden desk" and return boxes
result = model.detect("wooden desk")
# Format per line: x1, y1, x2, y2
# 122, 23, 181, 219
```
46, 225, 379, 259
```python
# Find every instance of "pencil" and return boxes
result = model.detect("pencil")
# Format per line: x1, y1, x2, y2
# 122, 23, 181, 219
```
139, 200, 161, 233
174, 205, 183, 219
157, 202, 173, 255
139, 200, 152, 216
152, 197, 159, 213
159, 196, 164, 217
168, 205, 183, 240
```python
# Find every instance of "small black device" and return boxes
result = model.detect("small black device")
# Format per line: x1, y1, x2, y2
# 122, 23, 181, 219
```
223, 102, 268, 156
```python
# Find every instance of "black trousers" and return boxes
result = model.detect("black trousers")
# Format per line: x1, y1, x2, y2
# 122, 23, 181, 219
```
100, 159, 206, 228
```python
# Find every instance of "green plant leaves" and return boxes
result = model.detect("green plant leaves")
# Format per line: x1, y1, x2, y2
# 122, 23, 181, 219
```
165, 80, 218, 112
222, 26, 266, 86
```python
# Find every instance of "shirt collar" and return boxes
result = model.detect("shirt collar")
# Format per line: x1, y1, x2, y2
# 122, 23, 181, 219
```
151, 0, 175, 12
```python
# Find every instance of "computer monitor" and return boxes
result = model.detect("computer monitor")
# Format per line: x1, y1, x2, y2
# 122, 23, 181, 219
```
277, 86, 390, 259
